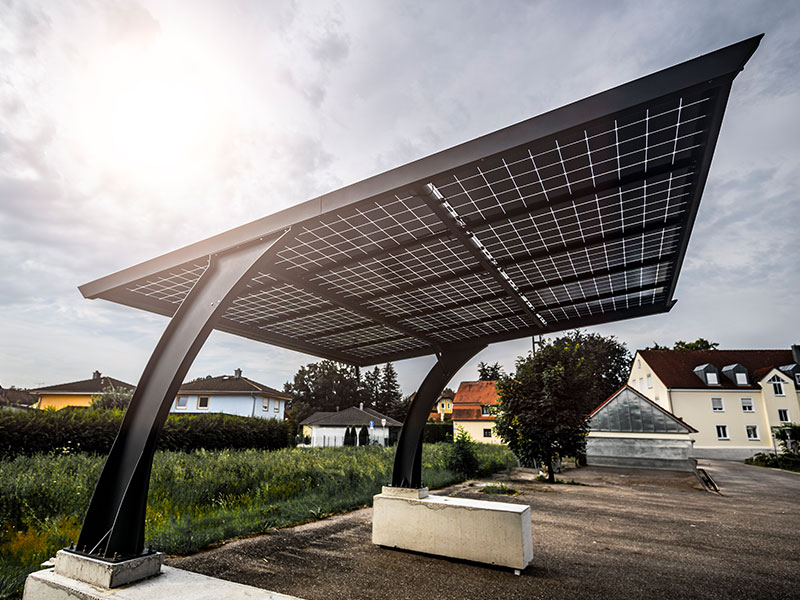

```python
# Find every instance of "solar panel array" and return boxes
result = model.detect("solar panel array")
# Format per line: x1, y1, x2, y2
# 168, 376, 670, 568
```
90, 36, 759, 366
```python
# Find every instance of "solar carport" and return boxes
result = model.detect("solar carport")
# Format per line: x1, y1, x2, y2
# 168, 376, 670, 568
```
73, 35, 761, 560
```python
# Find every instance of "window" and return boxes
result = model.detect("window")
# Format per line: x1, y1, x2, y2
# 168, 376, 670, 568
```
274, 400, 280, 413
483, 428, 492, 438
481, 405, 492, 416
646, 374, 653, 389
735, 372, 748, 385
769, 375, 785, 396
778, 409, 789, 423
198, 396, 209, 409
706, 372, 719, 385
716, 425, 729, 440
262, 398, 270, 411
745, 425, 759, 441
711, 397, 724, 412
175, 396, 187, 409
740, 398, 753, 413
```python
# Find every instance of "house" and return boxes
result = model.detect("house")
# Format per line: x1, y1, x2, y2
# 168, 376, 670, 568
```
171, 368, 289, 419
428, 390, 455, 422
586, 385, 698, 471
34, 371, 135, 410
451, 380, 503, 444
299, 405, 402, 447
627, 346, 800, 460
0, 386, 37, 411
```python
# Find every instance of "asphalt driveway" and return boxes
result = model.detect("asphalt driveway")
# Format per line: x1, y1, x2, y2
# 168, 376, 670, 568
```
169, 460, 799, 599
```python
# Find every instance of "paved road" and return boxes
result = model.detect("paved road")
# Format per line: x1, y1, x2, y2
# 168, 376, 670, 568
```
170, 461, 799, 600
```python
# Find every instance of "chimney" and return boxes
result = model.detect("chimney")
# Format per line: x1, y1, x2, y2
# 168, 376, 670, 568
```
234, 368, 242, 379
359, 402, 364, 411
792, 345, 800, 365
93, 370, 101, 380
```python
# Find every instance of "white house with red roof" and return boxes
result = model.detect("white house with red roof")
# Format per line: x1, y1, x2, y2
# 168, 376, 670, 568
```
627, 346, 800, 459
171, 368, 290, 420
451, 380, 503, 444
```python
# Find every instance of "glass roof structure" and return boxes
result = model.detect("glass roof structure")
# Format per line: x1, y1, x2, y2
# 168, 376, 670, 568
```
80, 36, 761, 367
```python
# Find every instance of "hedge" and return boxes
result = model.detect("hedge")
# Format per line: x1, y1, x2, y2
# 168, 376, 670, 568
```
0, 408, 292, 458
423, 421, 453, 443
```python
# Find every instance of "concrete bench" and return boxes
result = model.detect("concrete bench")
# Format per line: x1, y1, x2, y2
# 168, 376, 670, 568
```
372, 487, 533, 571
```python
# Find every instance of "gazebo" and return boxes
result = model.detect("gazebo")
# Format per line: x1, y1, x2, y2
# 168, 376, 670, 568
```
71, 36, 760, 566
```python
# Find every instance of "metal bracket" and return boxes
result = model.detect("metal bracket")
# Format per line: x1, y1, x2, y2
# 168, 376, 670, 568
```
391, 342, 486, 488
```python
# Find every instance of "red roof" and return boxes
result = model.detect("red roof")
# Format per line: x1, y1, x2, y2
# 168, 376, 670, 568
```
639, 349, 794, 390
453, 380, 498, 405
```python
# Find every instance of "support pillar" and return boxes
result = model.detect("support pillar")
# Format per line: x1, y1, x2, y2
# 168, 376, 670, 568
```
391, 343, 485, 488
75, 231, 290, 560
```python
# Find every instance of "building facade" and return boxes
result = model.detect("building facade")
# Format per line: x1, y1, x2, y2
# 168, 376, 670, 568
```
451, 380, 503, 444
299, 405, 402, 447
627, 347, 800, 460
171, 369, 289, 420
34, 371, 134, 410
427, 390, 455, 422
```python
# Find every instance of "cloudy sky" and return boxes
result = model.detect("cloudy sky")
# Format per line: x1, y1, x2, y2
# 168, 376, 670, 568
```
1, 0, 798, 395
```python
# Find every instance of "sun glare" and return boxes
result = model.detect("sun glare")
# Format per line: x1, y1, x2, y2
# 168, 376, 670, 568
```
75, 37, 234, 185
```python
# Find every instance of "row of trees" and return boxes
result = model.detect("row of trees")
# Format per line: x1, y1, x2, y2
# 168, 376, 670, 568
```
284, 360, 407, 423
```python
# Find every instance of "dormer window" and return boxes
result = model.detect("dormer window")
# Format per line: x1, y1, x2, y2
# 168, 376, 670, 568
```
723, 363, 749, 386
694, 364, 720, 386
768, 375, 785, 396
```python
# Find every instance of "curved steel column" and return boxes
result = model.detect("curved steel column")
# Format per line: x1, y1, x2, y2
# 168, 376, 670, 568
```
391, 343, 485, 488
76, 232, 288, 558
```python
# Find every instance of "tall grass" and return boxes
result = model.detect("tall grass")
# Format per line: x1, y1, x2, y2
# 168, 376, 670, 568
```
0, 443, 515, 599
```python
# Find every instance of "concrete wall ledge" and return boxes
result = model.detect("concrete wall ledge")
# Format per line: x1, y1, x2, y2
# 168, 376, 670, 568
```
372, 487, 533, 570
23, 565, 304, 600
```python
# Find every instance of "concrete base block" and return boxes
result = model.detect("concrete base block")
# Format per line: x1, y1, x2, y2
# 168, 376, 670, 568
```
372, 487, 533, 570
53, 549, 163, 588
23, 565, 304, 600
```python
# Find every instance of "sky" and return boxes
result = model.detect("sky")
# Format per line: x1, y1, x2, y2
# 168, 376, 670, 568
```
1, 0, 798, 396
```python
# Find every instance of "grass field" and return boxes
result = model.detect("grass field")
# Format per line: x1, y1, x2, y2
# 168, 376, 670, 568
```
0, 443, 516, 599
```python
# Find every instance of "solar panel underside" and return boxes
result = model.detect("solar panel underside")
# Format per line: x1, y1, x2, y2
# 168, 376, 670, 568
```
88, 37, 759, 366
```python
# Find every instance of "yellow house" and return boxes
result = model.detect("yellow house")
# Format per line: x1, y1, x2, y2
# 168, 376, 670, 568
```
628, 346, 800, 460
451, 380, 504, 444
35, 371, 135, 410
427, 390, 455, 422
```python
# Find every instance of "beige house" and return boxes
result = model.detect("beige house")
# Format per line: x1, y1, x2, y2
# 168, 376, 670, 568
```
451, 380, 504, 444
628, 346, 800, 460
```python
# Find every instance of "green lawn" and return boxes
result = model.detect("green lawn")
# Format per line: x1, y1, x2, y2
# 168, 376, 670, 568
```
0, 443, 515, 599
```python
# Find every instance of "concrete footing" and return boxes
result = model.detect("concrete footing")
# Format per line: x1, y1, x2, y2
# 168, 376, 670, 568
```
372, 486, 533, 570
52, 549, 164, 588
23, 565, 304, 600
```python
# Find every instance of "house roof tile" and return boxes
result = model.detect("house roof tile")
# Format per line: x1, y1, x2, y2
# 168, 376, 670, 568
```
299, 406, 401, 427
178, 375, 290, 397
452, 381, 499, 406
34, 376, 134, 395
639, 349, 795, 390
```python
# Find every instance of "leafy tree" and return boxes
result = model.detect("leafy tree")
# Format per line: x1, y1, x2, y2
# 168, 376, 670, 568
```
91, 385, 134, 411
494, 330, 630, 482
284, 360, 360, 423
477, 361, 504, 381
775, 423, 800, 455
644, 338, 720, 351
673, 338, 719, 351
387, 393, 412, 422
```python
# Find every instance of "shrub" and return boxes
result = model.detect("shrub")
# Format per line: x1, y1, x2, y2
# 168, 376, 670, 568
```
0, 410, 292, 458
423, 421, 453, 443
445, 426, 480, 479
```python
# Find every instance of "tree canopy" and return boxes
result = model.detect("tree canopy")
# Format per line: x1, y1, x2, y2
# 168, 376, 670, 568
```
644, 338, 720, 351
283, 360, 405, 423
90, 385, 133, 411
494, 330, 630, 482
477, 361, 504, 381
